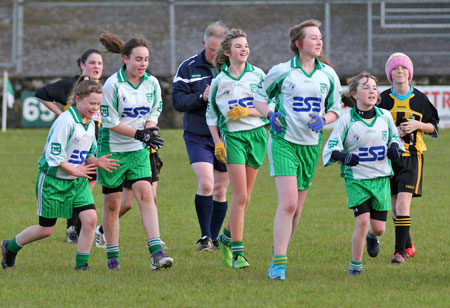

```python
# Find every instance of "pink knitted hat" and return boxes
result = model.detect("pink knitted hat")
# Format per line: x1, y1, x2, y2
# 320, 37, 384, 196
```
385, 52, 413, 84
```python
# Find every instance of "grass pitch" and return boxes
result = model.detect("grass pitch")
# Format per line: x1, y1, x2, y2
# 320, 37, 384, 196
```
0, 128, 449, 307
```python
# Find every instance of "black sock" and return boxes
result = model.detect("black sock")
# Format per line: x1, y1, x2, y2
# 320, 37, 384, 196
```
394, 216, 411, 255
195, 194, 213, 238
210, 200, 228, 240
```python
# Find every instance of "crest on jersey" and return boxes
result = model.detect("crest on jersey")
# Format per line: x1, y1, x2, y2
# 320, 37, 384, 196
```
51, 143, 61, 155
328, 140, 338, 149
353, 134, 361, 142
320, 83, 327, 94
100, 105, 109, 117
382, 130, 388, 141
250, 84, 258, 93
146, 93, 153, 103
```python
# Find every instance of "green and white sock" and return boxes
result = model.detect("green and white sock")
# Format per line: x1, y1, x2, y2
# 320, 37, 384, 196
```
75, 251, 90, 268
349, 260, 363, 271
147, 237, 162, 255
220, 228, 231, 246
106, 244, 119, 260
367, 232, 376, 239
7, 236, 23, 254
231, 241, 244, 259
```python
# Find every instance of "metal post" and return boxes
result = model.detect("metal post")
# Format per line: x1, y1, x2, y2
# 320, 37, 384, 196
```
367, 1, 373, 69
12, 0, 18, 66
16, 0, 24, 74
324, 1, 330, 60
169, 0, 176, 75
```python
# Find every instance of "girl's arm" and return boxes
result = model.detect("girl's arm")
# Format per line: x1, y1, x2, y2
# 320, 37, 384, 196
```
254, 100, 272, 118
323, 111, 339, 125
208, 125, 221, 144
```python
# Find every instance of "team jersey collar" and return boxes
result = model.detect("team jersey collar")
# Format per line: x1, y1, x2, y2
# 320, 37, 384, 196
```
389, 86, 414, 101
117, 65, 149, 88
68, 105, 91, 126
220, 62, 254, 81
291, 55, 324, 77
350, 105, 382, 126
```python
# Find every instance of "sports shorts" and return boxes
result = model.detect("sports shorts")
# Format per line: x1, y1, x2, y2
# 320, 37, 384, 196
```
97, 149, 151, 189
123, 150, 161, 188
268, 135, 321, 190
183, 131, 227, 172
345, 177, 391, 211
390, 154, 423, 197
36, 171, 94, 219
223, 126, 267, 168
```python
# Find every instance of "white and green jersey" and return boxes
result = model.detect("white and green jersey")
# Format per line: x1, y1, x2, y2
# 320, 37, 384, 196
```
206, 62, 268, 133
323, 106, 405, 180
254, 56, 341, 145
98, 66, 163, 153
38, 106, 96, 180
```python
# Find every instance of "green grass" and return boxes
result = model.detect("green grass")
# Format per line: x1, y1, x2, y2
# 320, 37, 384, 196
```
0, 129, 449, 307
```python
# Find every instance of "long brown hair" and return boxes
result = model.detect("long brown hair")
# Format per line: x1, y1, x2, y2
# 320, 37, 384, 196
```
213, 28, 247, 71
289, 19, 332, 66
99, 31, 149, 58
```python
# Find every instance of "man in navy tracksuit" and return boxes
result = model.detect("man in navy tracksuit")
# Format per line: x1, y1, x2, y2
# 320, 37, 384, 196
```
172, 21, 229, 251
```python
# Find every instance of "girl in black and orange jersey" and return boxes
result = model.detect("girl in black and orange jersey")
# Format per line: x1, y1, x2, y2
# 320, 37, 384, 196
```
379, 53, 439, 264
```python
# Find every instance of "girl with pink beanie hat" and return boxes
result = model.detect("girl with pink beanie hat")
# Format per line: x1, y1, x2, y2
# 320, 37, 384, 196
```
378, 53, 440, 264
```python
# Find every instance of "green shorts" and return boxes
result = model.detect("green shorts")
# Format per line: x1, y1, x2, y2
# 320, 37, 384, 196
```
36, 171, 94, 219
223, 126, 267, 169
268, 135, 321, 190
345, 177, 391, 211
97, 149, 151, 188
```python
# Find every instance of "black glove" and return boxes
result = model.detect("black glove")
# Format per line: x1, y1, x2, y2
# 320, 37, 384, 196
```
387, 143, 400, 160
331, 150, 359, 167
134, 127, 164, 150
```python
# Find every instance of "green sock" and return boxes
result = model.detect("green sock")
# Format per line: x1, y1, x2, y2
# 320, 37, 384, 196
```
272, 254, 288, 267
220, 228, 231, 246
231, 241, 244, 258
147, 237, 162, 254
7, 236, 23, 254
106, 244, 119, 260
367, 232, 376, 238
75, 251, 90, 268
349, 260, 363, 271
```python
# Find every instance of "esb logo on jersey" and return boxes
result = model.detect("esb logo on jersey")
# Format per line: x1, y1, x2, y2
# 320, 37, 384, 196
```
293, 97, 322, 113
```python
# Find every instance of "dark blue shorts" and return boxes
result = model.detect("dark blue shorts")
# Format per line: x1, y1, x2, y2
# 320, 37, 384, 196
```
183, 131, 227, 172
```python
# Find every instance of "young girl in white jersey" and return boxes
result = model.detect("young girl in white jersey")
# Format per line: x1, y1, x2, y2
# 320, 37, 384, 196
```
323, 72, 404, 275
97, 32, 172, 271
1, 78, 119, 271
253, 20, 342, 280
206, 29, 267, 269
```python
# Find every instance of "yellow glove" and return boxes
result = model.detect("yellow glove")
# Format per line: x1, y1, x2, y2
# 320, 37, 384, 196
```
214, 141, 227, 164
227, 105, 250, 120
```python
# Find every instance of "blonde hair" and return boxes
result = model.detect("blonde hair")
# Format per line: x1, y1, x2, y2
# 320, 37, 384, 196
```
67, 75, 103, 106
342, 71, 379, 108
213, 28, 247, 71
289, 19, 332, 66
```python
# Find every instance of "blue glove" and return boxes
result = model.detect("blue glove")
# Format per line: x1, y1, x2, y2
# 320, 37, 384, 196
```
387, 143, 400, 160
308, 113, 325, 133
267, 111, 283, 134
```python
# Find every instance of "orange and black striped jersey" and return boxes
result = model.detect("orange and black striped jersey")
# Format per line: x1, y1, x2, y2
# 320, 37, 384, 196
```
379, 88, 439, 156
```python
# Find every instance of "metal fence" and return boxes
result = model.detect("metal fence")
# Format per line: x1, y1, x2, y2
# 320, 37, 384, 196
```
1, 0, 450, 77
